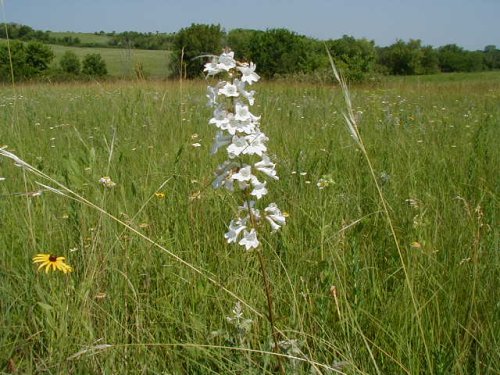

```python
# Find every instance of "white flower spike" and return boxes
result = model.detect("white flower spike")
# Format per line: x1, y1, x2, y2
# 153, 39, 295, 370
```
205, 49, 286, 250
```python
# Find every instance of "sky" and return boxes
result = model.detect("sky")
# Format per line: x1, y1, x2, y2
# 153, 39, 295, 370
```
2, 0, 499, 50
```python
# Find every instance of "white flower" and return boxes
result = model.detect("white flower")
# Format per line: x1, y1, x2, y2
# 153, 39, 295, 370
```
219, 82, 239, 97
235, 79, 256, 105
213, 161, 237, 190
237, 62, 260, 84
99, 176, 116, 188
264, 203, 286, 232
204, 57, 222, 76
231, 165, 254, 182
211, 131, 232, 154
239, 200, 260, 221
217, 51, 236, 71
206, 86, 218, 107
209, 107, 230, 129
250, 178, 268, 199
254, 155, 278, 180
0, 177, 5, 181
225, 218, 247, 244
243, 132, 268, 156
227, 135, 249, 158
239, 229, 259, 250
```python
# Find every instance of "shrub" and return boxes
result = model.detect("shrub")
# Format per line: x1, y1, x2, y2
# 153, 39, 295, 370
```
82, 53, 107, 77
59, 51, 81, 74
170, 23, 224, 78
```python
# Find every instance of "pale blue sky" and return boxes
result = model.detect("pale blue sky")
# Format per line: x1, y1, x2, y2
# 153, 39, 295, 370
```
2, 0, 499, 50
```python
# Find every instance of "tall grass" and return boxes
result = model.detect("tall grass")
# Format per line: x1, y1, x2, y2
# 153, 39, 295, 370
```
0, 73, 498, 373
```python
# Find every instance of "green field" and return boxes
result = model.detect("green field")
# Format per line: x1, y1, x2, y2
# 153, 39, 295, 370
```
48, 31, 112, 46
49, 44, 171, 78
0, 39, 171, 78
0, 72, 498, 373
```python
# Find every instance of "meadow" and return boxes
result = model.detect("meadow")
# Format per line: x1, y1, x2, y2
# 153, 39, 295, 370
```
0, 39, 171, 78
0, 72, 498, 374
48, 44, 171, 78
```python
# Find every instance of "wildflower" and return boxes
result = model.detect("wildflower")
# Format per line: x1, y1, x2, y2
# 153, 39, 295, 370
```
191, 142, 201, 148
33, 254, 72, 274
155, 192, 165, 199
219, 82, 239, 97
317, 173, 335, 190
99, 176, 116, 188
239, 229, 260, 250
217, 51, 237, 71
205, 50, 285, 250
410, 241, 422, 249
224, 218, 248, 244
237, 62, 260, 84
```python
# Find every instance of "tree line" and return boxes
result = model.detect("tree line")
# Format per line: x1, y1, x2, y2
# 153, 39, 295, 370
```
1, 22, 499, 83
172, 24, 500, 82
0, 23, 174, 49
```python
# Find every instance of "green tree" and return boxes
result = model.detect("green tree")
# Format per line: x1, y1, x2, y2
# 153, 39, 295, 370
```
227, 29, 263, 62
82, 53, 107, 76
170, 23, 224, 78
60, 51, 81, 74
0, 41, 27, 81
246, 28, 320, 79
483, 45, 500, 70
25, 41, 54, 74
0, 40, 53, 81
378, 39, 424, 75
326, 35, 377, 82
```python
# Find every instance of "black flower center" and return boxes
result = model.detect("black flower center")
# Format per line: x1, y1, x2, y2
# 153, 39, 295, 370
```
49, 255, 57, 262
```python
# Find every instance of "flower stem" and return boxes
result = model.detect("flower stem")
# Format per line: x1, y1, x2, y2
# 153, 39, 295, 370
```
256, 248, 285, 375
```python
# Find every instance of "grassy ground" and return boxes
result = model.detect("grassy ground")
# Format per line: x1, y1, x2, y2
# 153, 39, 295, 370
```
47, 32, 111, 46
49, 44, 171, 78
0, 39, 171, 78
0, 72, 498, 374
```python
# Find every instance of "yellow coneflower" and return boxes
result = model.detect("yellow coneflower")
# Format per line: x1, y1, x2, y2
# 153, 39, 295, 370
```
32, 254, 73, 274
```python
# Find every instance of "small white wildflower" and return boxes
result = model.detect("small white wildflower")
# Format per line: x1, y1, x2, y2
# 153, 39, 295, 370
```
217, 51, 236, 71
250, 178, 268, 199
254, 155, 278, 180
219, 82, 239, 97
203, 57, 221, 76
239, 229, 259, 250
237, 62, 260, 84
227, 135, 249, 158
99, 176, 116, 188
264, 203, 286, 232
231, 165, 254, 182
211, 131, 232, 155
225, 218, 248, 244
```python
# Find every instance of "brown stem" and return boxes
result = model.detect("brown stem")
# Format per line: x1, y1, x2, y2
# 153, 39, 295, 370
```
256, 248, 285, 375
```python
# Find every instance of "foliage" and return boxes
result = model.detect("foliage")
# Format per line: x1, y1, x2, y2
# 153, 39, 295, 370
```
108, 31, 174, 50
82, 53, 108, 77
244, 28, 321, 79
59, 50, 81, 74
2, 22, 499, 81
226, 28, 263, 62
326, 35, 377, 82
483, 45, 500, 69
437, 44, 486, 72
0, 40, 54, 81
170, 23, 224, 78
